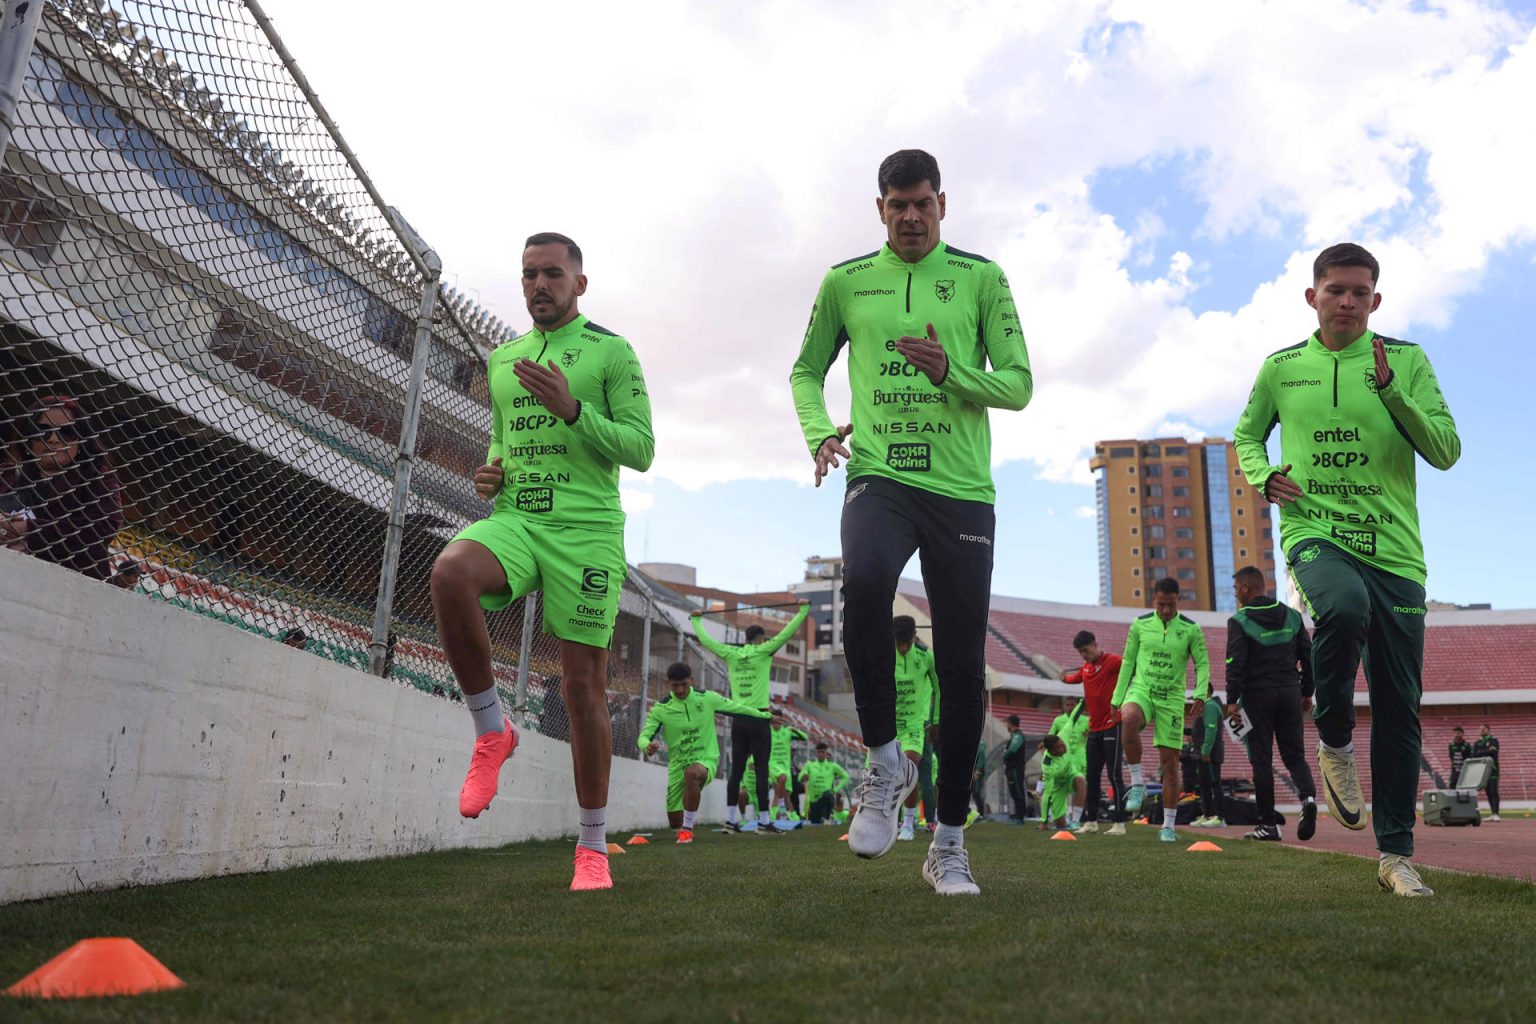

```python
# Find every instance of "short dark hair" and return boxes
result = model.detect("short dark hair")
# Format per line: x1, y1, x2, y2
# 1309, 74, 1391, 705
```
666, 661, 692, 682
1453, 726, 1464, 733
1153, 577, 1181, 596
815, 742, 829, 751
878, 149, 941, 196
893, 615, 917, 644
744, 625, 765, 643
1233, 565, 1266, 590
1044, 733, 1066, 753
1072, 630, 1095, 649
1313, 242, 1378, 284
1006, 714, 1021, 726
525, 232, 583, 270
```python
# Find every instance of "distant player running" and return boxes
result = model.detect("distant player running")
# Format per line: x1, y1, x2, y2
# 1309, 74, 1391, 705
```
1234, 243, 1459, 896
893, 615, 940, 841
790, 149, 1033, 896
691, 602, 810, 833
431, 233, 653, 892
800, 744, 852, 824
1047, 698, 1089, 829
639, 663, 769, 843
768, 708, 809, 821
1111, 577, 1211, 843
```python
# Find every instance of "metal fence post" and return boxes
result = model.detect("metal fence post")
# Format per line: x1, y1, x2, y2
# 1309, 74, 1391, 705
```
369, 209, 441, 676
0, 0, 46, 167
514, 595, 537, 716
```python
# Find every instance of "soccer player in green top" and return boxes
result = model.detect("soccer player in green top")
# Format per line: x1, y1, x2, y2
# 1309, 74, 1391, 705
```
893, 615, 940, 841
1111, 577, 1211, 843
800, 744, 852, 824
430, 233, 654, 893
1048, 699, 1090, 829
1234, 243, 1459, 897
768, 707, 809, 821
790, 149, 1033, 896
639, 662, 769, 843
690, 602, 809, 832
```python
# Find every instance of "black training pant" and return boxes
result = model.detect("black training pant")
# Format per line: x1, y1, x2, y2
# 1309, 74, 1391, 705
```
1199, 760, 1224, 819
1082, 726, 1127, 823
1240, 686, 1317, 826
727, 714, 772, 813
808, 792, 835, 824
842, 476, 995, 828
1005, 767, 1028, 820
1486, 777, 1500, 815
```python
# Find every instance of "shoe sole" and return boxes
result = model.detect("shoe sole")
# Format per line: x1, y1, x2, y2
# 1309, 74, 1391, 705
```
1377, 876, 1433, 897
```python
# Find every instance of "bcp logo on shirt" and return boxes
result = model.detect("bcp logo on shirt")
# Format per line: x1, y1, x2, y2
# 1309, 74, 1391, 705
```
581, 568, 609, 596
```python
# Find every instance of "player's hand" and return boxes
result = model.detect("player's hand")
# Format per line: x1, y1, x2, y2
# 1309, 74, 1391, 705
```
1265, 464, 1303, 507
645, 741, 659, 756
1190, 698, 1205, 718
1302, 695, 1313, 713
814, 425, 853, 488
1201, 754, 1210, 763
893, 323, 949, 385
972, 770, 981, 781
926, 723, 940, 744
1372, 335, 1394, 390
1224, 703, 1241, 724
473, 457, 505, 500
513, 358, 580, 422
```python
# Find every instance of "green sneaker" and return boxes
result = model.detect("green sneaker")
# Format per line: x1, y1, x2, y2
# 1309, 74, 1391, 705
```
1159, 826, 1177, 843
964, 809, 981, 828
1125, 785, 1146, 815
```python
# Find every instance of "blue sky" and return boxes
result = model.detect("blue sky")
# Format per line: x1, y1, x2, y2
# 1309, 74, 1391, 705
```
256, 0, 1536, 609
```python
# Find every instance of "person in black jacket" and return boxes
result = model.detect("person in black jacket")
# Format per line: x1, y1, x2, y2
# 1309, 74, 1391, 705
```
1225, 566, 1319, 842
1472, 724, 1501, 821
1447, 726, 1473, 787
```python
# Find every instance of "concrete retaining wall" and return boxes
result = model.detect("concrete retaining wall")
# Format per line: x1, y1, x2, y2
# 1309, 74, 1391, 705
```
0, 550, 718, 904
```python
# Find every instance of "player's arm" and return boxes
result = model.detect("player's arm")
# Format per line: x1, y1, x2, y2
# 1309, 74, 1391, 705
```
1376, 343, 1461, 471
1232, 361, 1293, 503
566, 341, 655, 472
761, 603, 811, 654
707, 691, 770, 719
924, 651, 941, 727
1191, 626, 1211, 702
1224, 617, 1249, 707
789, 273, 850, 456
932, 265, 1033, 411
832, 763, 850, 790
1062, 667, 1084, 685
793, 728, 809, 742
689, 613, 731, 657
638, 706, 665, 754
1112, 625, 1140, 707
1200, 701, 1220, 757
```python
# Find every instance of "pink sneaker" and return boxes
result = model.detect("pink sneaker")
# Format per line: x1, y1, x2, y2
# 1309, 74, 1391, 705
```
458, 717, 517, 818
676, 829, 694, 844
570, 846, 612, 891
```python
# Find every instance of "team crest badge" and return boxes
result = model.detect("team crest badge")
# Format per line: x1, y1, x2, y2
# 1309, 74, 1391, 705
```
935, 280, 956, 303
561, 349, 581, 368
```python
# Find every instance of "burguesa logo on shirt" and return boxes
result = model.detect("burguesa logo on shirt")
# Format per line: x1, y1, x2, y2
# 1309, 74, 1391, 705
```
887, 443, 930, 472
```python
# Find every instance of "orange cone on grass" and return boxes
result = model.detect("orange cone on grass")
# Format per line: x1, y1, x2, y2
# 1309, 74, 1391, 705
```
5, 938, 184, 999
1187, 841, 1223, 852
1050, 830, 1077, 841
606, 842, 626, 854
626, 835, 649, 845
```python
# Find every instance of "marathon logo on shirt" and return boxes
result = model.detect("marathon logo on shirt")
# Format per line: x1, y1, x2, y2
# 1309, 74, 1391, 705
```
854, 288, 896, 297
887, 443, 931, 472
515, 487, 553, 513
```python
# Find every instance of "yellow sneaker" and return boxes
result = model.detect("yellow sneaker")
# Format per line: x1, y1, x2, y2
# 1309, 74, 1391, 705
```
1317, 742, 1368, 831
1377, 854, 1433, 897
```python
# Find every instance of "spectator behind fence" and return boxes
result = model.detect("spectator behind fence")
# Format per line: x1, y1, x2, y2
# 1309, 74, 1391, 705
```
109, 557, 144, 590
1, 396, 122, 580
278, 627, 308, 650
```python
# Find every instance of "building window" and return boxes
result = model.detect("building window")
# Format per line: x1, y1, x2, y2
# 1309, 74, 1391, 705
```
1128, 466, 1137, 475
1170, 466, 1188, 478
1145, 525, 1165, 539
1239, 548, 1248, 558
1147, 546, 1167, 559
1166, 446, 1187, 456
1127, 485, 1138, 494
1142, 444, 1161, 457
1234, 467, 1243, 477
1130, 526, 1139, 535
1111, 446, 1135, 457
1235, 488, 1244, 497
1176, 547, 1195, 560
1145, 485, 1163, 498
1131, 547, 1140, 556
1144, 465, 1162, 478
1182, 590, 1198, 603
1132, 568, 1141, 576
1149, 568, 1167, 580
1236, 507, 1246, 517
1130, 506, 1138, 515
1144, 505, 1163, 518
1175, 527, 1194, 540
1177, 568, 1196, 580
1263, 549, 1274, 562
1133, 588, 1143, 599
1172, 486, 1190, 498
1238, 528, 1246, 537
1172, 507, 1192, 518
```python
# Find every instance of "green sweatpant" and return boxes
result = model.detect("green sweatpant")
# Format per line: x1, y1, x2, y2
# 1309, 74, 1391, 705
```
1290, 539, 1426, 857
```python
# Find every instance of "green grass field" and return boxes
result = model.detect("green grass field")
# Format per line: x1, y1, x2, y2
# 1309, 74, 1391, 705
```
4, 822, 1534, 1023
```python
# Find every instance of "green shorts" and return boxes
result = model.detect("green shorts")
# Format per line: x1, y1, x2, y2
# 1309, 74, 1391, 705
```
897, 718, 929, 755
1124, 681, 1186, 750
768, 760, 792, 782
666, 759, 716, 813
453, 513, 626, 648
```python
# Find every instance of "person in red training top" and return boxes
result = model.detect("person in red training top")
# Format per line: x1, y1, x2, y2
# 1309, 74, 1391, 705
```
1061, 629, 1127, 835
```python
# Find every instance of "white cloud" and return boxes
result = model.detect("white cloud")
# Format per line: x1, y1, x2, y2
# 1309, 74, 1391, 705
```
258, 0, 1535, 494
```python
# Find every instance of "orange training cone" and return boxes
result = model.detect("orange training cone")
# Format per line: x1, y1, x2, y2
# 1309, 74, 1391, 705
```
1050, 830, 1077, 841
5, 938, 184, 999
606, 843, 626, 854
626, 835, 649, 846
1187, 840, 1223, 852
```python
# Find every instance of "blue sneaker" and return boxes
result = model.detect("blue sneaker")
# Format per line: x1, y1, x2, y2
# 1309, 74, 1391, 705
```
739, 820, 760, 833
1125, 785, 1146, 815
1159, 826, 1177, 843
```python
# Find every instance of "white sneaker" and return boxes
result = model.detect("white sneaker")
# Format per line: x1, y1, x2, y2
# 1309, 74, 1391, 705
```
1378, 854, 1434, 897
847, 757, 918, 859
1190, 816, 1210, 828
1317, 741, 1368, 831
922, 840, 980, 896
1077, 820, 1101, 834
897, 822, 916, 841
1490, 814, 1501, 822
1106, 822, 1127, 836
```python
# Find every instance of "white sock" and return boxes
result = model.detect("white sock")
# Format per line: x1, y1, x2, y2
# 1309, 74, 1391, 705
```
1163, 809, 1176, 829
682, 810, 696, 830
933, 823, 964, 848
466, 689, 504, 737
577, 806, 606, 853
1129, 765, 1144, 787
726, 806, 739, 825
758, 809, 770, 826
902, 808, 917, 828
1323, 740, 1354, 754
868, 740, 902, 773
